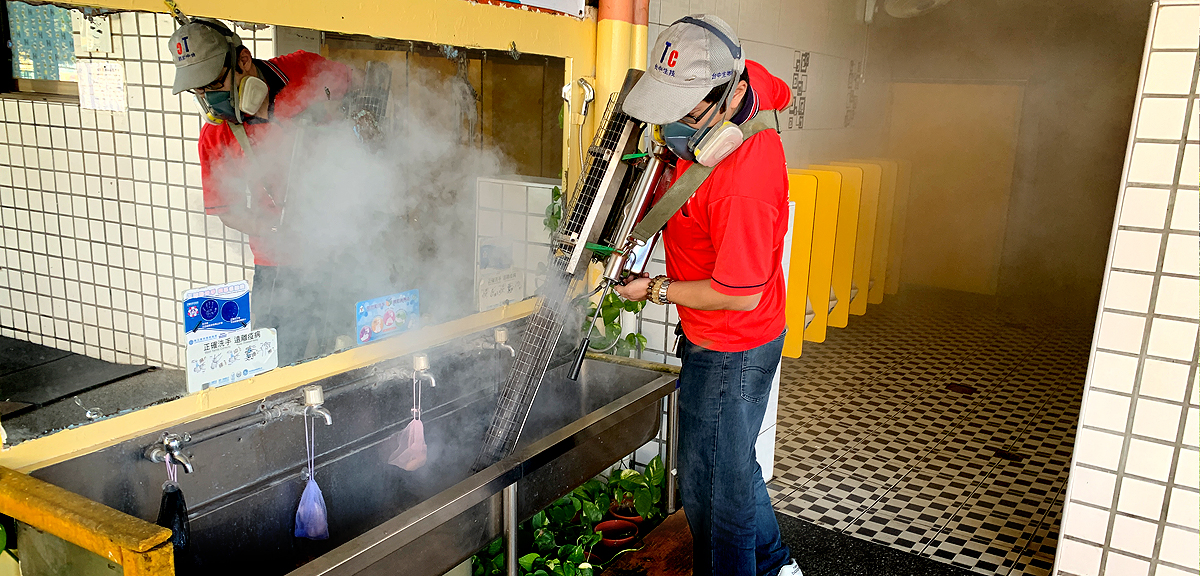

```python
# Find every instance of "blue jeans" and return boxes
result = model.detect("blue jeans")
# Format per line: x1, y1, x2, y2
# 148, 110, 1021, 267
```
678, 330, 790, 576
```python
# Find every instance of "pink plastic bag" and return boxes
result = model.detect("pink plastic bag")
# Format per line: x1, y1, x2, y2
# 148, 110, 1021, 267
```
387, 418, 427, 471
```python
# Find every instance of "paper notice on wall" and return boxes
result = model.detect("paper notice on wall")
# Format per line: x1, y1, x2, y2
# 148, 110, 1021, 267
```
478, 268, 525, 312
77, 60, 127, 112
784, 51, 860, 130
185, 328, 278, 393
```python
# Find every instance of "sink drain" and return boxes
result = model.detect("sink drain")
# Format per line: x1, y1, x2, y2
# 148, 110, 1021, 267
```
947, 383, 978, 394
990, 447, 1026, 462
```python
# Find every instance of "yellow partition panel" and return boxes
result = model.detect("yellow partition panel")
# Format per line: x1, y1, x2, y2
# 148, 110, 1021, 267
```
790, 169, 840, 344
783, 174, 818, 358
808, 165, 861, 329
831, 161, 881, 316
853, 159, 898, 304
887, 160, 913, 294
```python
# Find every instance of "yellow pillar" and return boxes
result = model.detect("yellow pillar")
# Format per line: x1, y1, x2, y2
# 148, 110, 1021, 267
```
630, 0, 649, 71
597, 0, 634, 106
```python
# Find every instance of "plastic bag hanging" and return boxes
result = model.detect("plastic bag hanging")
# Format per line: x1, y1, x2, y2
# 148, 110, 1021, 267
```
387, 373, 427, 471
156, 456, 191, 554
295, 410, 330, 540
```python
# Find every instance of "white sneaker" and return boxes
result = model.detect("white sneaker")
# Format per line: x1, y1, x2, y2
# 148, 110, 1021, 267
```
777, 559, 804, 576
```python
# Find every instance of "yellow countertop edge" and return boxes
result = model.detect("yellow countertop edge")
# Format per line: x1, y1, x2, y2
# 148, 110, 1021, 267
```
0, 299, 536, 473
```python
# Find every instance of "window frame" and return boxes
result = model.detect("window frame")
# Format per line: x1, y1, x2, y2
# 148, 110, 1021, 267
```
0, 1, 80, 103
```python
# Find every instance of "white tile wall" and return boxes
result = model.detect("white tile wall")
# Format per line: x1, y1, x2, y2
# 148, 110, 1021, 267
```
1057, 2, 1200, 575
474, 176, 557, 311
0, 12, 275, 368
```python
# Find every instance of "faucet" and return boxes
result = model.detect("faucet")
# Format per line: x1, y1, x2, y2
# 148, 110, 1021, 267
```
413, 353, 436, 388
145, 432, 195, 473
302, 385, 333, 425
493, 327, 516, 357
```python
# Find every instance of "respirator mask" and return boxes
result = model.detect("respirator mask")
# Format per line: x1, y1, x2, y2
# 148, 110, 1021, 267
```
659, 78, 745, 167
194, 51, 269, 125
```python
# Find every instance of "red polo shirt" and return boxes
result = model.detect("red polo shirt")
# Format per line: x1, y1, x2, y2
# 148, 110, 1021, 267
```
663, 60, 791, 352
198, 50, 351, 266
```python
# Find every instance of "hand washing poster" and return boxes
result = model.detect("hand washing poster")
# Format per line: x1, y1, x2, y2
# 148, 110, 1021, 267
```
185, 329, 279, 393
182, 280, 276, 393
182, 281, 251, 335
355, 290, 419, 345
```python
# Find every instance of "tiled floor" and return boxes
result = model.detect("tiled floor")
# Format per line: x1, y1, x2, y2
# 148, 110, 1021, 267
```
770, 288, 1094, 576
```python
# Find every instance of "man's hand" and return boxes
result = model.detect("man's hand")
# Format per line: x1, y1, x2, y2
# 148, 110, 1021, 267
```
613, 272, 651, 302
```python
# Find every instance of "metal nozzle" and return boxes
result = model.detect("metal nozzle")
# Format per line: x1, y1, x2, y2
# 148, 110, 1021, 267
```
302, 385, 325, 406
413, 353, 430, 372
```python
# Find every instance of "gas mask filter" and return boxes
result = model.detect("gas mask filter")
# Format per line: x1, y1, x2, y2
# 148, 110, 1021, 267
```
196, 64, 269, 125
660, 79, 744, 167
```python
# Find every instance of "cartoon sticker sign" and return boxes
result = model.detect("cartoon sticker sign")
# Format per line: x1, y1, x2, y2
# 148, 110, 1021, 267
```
355, 290, 419, 345
182, 281, 251, 335
185, 328, 278, 393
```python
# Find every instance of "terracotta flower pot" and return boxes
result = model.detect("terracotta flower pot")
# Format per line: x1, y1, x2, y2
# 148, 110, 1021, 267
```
609, 500, 644, 525
594, 519, 638, 548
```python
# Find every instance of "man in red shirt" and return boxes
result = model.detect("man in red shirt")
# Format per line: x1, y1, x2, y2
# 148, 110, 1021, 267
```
615, 15, 803, 576
168, 19, 351, 364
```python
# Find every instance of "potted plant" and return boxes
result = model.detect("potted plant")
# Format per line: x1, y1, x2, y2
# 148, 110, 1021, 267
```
470, 458, 666, 576
606, 456, 665, 525
594, 518, 638, 548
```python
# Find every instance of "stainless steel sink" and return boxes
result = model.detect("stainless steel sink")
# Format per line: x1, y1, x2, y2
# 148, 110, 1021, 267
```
31, 327, 677, 576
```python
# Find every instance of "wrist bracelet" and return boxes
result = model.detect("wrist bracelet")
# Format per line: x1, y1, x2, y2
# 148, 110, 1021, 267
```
647, 275, 668, 305
657, 278, 673, 306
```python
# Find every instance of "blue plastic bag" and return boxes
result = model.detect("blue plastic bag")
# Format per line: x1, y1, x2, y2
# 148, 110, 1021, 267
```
295, 413, 330, 540
294, 476, 329, 539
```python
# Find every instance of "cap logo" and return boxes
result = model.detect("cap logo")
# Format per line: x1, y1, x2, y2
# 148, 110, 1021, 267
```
653, 41, 679, 77
175, 36, 194, 62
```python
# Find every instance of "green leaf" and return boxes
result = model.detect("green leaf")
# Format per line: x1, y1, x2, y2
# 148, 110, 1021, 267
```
566, 545, 585, 564
601, 304, 621, 325
634, 488, 654, 518
584, 479, 606, 499
551, 186, 562, 201
646, 455, 665, 487
486, 538, 504, 556
533, 511, 547, 529
562, 563, 578, 576
534, 527, 556, 552
519, 553, 541, 572
580, 500, 602, 523
492, 554, 505, 571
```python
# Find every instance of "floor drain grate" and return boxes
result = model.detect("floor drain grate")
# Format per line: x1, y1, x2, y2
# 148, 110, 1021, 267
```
947, 383, 978, 394
990, 447, 1026, 462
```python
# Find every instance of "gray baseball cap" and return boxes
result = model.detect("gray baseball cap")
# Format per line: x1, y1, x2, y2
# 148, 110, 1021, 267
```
167, 19, 241, 95
622, 15, 745, 125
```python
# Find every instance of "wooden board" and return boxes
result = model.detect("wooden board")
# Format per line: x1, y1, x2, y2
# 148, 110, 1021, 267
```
791, 169, 841, 344
602, 510, 692, 576
783, 174, 818, 358
807, 165, 861, 329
